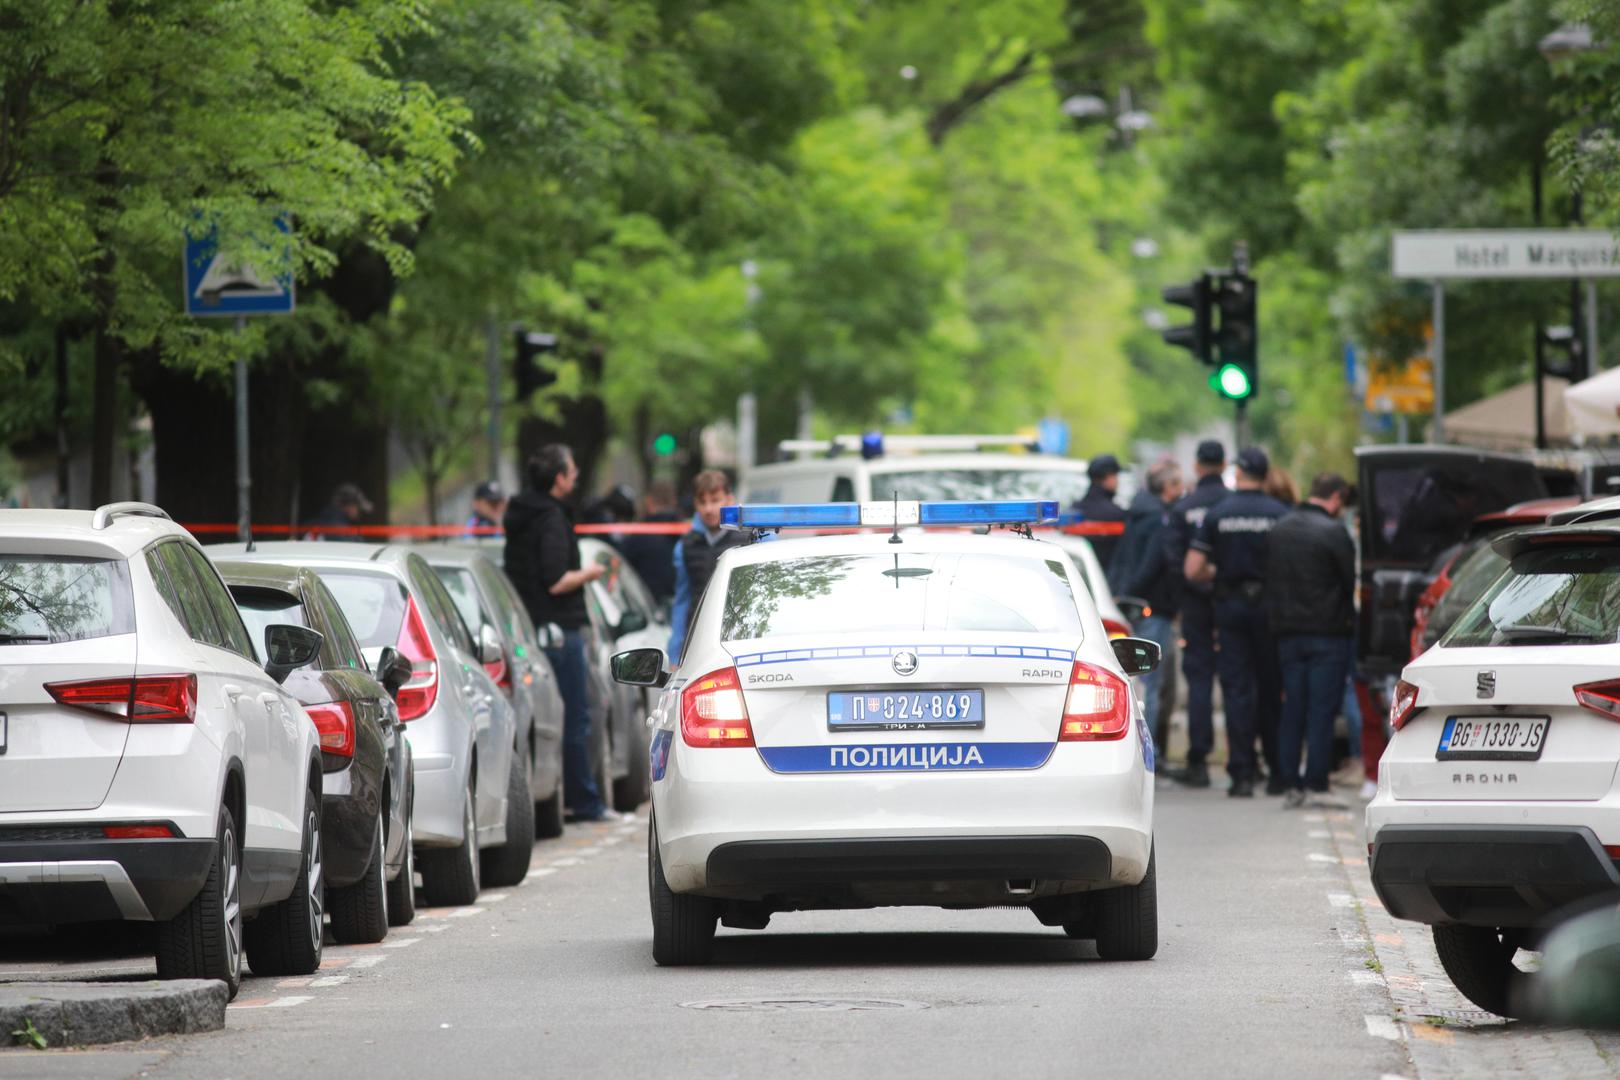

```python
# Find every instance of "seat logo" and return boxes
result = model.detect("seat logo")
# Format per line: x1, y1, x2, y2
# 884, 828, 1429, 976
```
892, 651, 918, 677
1477, 670, 1496, 699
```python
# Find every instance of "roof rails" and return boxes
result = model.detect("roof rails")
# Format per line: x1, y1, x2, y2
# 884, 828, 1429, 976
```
1546, 496, 1620, 527
91, 502, 172, 530
777, 434, 1041, 459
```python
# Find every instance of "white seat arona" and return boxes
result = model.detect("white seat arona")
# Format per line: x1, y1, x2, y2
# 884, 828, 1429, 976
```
0, 504, 326, 998
612, 500, 1160, 965
1368, 521, 1620, 1017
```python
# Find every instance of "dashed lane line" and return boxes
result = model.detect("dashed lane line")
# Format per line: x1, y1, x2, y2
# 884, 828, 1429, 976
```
229, 996, 313, 1010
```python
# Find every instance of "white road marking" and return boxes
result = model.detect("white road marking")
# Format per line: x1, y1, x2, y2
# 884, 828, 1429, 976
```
421, 924, 448, 933
1365, 1015, 1401, 1041
1349, 970, 1384, 987
481, 892, 510, 903
448, 906, 484, 918
349, 955, 388, 968
383, 937, 422, 948
311, 975, 349, 987
525, 867, 557, 879
551, 857, 582, 867
574, 846, 602, 857
1307, 829, 1332, 839
1326, 891, 1355, 908
230, 995, 313, 1010
1307, 853, 1340, 864
1302, 814, 1326, 822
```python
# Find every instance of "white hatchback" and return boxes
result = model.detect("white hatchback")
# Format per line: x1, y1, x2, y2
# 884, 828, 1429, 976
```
1368, 523, 1620, 1017
612, 501, 1160, 966
0, 504, 326, 998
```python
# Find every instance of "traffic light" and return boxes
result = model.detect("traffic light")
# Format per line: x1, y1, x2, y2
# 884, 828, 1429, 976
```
652, 432, 677, 456
1161, 274, 1212, 363
514, 330, 559, 399
1210, 271, 1257, 401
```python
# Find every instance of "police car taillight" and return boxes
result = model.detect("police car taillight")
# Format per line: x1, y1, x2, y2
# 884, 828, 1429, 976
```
1058, 661, 1130, 741
680, 667, 754, 748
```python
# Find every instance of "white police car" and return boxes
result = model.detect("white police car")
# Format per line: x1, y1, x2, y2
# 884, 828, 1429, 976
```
611, 500, 1160, 965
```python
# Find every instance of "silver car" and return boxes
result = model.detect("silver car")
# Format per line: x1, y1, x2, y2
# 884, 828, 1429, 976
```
425, 547, 567, 839
209, 542, 527, 903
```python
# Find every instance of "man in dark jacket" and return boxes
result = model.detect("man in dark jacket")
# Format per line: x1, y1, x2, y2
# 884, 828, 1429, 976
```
504, 444, 612, 822
668, 470, 749, 665
1266, 472, 1355, 807
1185, 446, 1289, 798
619, 479, 680, 606
1112, 459, 1184, 761
1075, 453, 1128, 579
1163, 440, 1229, 788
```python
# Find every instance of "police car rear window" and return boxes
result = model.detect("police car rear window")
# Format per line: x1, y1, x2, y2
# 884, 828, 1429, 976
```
720, 553, 1083, 640
871, 469, 1090, 505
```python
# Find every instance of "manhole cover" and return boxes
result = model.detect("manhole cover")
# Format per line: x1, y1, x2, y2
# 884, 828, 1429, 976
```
679, 997, 930, 1012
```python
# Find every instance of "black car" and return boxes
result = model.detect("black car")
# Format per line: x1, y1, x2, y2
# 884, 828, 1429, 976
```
218, 560, 417, 941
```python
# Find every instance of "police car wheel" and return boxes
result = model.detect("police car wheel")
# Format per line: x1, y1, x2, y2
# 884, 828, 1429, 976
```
1092, 847, 1158, 961
648, 814, 717, 966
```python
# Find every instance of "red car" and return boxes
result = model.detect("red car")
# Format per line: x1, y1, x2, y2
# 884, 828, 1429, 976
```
1407, 497, 1577, 660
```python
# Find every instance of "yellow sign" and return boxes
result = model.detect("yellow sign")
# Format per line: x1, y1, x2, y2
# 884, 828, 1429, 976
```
1365, 358, 1434, 415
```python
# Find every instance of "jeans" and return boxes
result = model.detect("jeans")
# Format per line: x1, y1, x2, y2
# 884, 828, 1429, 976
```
1276, 634, 1352, 793
1214, 595, 1279, 783
545, 629, 606, 818
1134, 613, 1175, 759
1181, 594, 1217, 766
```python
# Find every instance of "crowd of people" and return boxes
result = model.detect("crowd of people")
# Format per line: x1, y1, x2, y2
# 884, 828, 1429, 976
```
1090, 440, 1379, 805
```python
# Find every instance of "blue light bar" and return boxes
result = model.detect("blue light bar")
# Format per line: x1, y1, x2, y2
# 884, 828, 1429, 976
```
722, 503, 862, 529
721, 500, 1058, 530
918, 500, 1059, 525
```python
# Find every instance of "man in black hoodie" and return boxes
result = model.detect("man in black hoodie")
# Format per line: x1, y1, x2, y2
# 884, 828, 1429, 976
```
504, 444, 612, 822
1075, 454, 1128, 579
1111, 460, 1184, 761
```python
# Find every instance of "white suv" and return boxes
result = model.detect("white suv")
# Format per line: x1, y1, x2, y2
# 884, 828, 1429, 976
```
0, 504, 326, 998
1368, 520, 1620, 1017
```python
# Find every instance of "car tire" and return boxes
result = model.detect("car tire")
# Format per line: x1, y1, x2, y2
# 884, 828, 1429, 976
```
648, 814, 716, 966
481, 755, 535, 887
386, 786, 417, 927
156, 804, 244, 999
1432, 924, 1525, 1017
245, 787, 325, 977
535, 769, 564, 840
1092, 847, 1158, 961
328, 808, 389, 945
420, 783, 481, 906
613, 720, 650, 811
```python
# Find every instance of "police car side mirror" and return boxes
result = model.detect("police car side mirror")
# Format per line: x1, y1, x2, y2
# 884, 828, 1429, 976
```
1111, 636, 1160, 676
612, 648, 669, 688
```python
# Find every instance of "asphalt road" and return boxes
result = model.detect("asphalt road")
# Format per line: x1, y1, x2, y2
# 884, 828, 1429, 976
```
3, 783, 1618, 1080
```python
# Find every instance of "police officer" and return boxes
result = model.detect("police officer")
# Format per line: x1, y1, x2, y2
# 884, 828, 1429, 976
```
1162, 440, 1229, 788
1184, 446, 1288, 798
1075, 453, 1128, 578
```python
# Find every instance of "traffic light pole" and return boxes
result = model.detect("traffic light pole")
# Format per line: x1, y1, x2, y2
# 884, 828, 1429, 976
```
1234, 399, 1249, 451
485, 316, 501, 479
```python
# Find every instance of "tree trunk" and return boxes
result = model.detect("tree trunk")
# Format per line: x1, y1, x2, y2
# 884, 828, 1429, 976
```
89, 323, 120, 506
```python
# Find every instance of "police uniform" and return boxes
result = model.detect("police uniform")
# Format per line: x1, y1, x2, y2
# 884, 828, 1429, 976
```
1164, 468, 1229, 774
1191, 477, 1288, 791
1073, 453, 1128, 580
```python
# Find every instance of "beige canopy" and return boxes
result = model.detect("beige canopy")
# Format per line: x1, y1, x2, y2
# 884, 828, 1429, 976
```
1442, 377, 1570, 450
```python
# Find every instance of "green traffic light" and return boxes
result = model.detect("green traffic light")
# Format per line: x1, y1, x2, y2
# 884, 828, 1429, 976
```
1212, 363, 1252, 400
653, 432, 677, 456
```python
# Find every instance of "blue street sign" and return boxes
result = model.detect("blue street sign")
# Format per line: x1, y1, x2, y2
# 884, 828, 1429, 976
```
1036, 417, 1070, 455
183, 216, 295, 317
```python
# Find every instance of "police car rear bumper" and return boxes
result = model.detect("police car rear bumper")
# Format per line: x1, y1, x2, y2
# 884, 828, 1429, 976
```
655, 740, 1152, 895
706, 835, 1112, 890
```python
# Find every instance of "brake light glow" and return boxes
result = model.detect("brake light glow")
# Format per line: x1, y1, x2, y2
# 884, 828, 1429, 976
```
680, 667, 754, 747
394, 597, 439, 722
306, 700, 357, 756
1103, 618, 1132, 641
103, 825, 174, 839
1058, 661, 1130, 741
46, 674, 197, 723
1574, 679, 1620, 722
1390, 679, 1420, 731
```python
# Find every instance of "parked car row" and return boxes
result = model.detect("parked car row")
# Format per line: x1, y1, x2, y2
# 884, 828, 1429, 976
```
0, 504, 664, 999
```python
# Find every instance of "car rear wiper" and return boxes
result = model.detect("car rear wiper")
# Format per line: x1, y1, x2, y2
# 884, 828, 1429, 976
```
1494, 624, 1603, 644
0, 633, 50, 644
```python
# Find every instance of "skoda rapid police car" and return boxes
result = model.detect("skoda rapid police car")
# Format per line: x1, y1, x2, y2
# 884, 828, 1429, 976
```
611, 500, 1160, 966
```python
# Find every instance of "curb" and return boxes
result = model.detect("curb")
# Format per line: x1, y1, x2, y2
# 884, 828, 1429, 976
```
1, 980, 226, 1048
